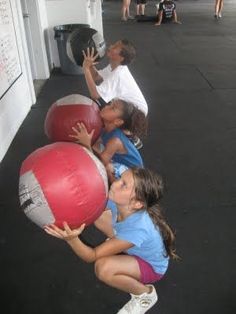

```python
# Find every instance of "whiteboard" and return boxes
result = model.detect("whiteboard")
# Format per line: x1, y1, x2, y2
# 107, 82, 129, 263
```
0, 0, 22, 99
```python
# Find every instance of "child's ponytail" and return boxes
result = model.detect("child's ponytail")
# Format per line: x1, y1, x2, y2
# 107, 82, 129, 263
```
147, 205, 179, 260
132, 167, 179, 260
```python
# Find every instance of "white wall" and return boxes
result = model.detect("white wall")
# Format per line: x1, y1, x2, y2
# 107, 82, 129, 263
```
89, 0, 103, 37
45, 0, 103, 68
0, 0, 103, 162
0, 0, 35, 162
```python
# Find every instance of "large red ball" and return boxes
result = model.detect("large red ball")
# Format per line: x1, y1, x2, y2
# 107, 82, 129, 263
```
44, 94, 103, 144
19, 142, 108, 229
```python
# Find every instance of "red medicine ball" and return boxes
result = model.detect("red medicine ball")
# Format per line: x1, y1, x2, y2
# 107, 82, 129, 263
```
44, 94, 103, 144
19, 142, 108, 229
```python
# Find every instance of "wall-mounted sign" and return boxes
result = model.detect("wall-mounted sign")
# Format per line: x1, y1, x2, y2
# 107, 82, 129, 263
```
0, 0, 22, 99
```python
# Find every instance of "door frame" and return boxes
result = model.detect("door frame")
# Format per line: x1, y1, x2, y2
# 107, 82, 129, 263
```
20, 0, 50, 80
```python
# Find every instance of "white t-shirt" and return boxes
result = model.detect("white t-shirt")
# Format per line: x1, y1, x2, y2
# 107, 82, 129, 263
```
97, 64, 148, 116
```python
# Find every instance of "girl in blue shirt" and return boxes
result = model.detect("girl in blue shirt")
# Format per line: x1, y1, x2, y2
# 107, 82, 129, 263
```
70, 99, 147, 183
45, 167, 178, 314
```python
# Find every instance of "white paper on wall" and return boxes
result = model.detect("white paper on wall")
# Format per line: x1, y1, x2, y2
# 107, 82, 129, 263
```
0, 0, 22, 99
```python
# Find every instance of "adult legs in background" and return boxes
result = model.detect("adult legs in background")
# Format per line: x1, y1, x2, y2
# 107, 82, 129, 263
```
136, 0, 146, 15
214, 0, 224, 18
122, 0, 132, 21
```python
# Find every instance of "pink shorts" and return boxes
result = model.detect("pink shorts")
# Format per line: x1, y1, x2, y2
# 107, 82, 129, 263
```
134, 256, 164, 284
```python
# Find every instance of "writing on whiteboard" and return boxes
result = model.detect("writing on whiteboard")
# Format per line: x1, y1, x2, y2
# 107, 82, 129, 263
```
0, 0, 22, 99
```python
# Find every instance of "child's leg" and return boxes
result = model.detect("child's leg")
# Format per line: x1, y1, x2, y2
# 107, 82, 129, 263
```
141, 4, 146, 15
122, 0, 128, 20
94, 210, 114, 238
155, 10, 163, 25
95, 255, 159, 312
172, 10, 178, 23
126, 0, 132, 17
95, 255, 149, 295
215, 0, 221, 14
219, 0, 223, 13
214, 0, 223, 17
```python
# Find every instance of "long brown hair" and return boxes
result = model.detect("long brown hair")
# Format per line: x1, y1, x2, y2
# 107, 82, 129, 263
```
132, 167, 179, 260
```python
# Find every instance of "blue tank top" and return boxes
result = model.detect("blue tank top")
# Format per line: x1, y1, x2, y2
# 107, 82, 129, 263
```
101, 128, 143, 168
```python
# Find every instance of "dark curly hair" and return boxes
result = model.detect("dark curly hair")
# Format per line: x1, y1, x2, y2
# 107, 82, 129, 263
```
119, 100, 148, 139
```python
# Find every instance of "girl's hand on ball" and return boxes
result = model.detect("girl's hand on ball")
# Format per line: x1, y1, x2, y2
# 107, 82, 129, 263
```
69, 122, 94, 150
44, 222, 86, 241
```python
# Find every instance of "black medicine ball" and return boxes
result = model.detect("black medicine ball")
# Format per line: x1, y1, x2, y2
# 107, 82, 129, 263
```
67, 27, 106, 66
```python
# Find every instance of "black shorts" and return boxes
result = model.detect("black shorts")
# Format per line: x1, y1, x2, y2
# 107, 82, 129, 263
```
136, 0, 147, 4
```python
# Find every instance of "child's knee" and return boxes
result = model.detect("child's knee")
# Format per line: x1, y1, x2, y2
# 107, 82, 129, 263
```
95, 257, 113, 282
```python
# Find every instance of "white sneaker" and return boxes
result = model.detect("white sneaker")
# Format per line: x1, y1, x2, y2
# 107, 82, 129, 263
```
117, 285, 158, 314
218, 12, 222, 18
